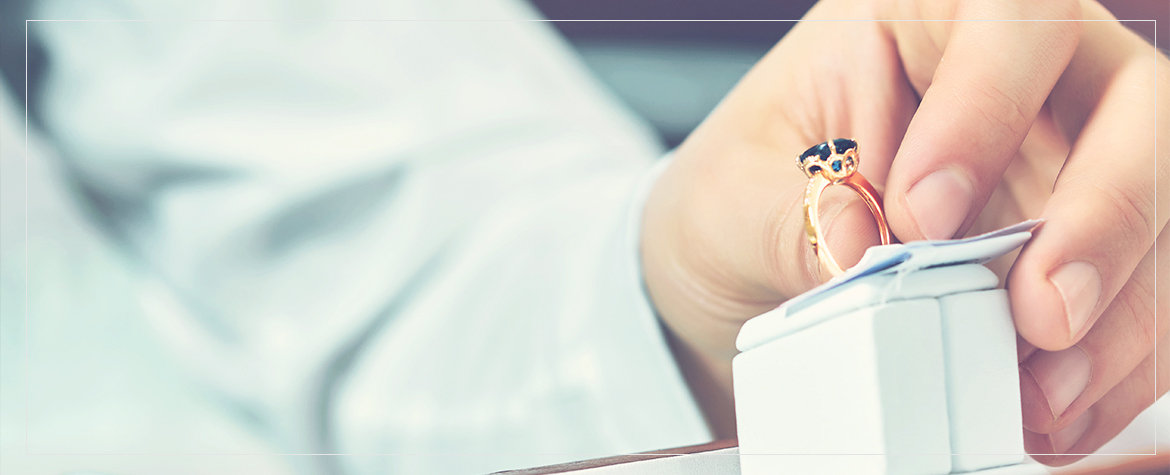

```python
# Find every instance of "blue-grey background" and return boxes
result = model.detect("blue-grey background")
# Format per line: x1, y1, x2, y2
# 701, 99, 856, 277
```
3, 0, 1162, 148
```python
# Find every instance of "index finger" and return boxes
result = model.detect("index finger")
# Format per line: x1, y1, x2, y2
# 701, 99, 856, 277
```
882, 0, 1081, 241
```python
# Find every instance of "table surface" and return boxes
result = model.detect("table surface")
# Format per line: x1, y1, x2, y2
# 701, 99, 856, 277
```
495, 440, 1168, 475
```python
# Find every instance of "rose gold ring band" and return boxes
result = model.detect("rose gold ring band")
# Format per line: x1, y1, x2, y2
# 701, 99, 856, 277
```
797, 139, 891, 276
803, 172, 891, 276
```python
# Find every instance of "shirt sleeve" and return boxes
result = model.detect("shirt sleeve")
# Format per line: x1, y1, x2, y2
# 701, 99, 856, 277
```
329, 155, 711, 474
30, 0, 711, 472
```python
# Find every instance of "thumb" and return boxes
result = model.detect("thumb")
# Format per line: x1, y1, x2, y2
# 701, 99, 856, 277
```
640, 137, 888, 442
804, 183, 886, 281
641, 143, 885, 361
767, 172, 886, 297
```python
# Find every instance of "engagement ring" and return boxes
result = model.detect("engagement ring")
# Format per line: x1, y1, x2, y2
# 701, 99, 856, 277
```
799, 138, 891, 276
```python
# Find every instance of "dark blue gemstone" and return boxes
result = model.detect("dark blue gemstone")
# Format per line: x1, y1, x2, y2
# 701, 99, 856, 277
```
831, 160, 843, 172
832, 138, 856, 154
802, 142, 831, 162
846, 157, 854, 166
808, 165, 822, 174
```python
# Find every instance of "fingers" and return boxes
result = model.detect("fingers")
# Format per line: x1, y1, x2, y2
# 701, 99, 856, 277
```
1018, 232, 1167, 435
641, 13, 920, 372
882, 0, 1081, 241
1007, 21, 1169, 352
761, 177, 885, 298
642, 139, 886, 361
1023, 332, 1168, 465
1012, 9, 1170, 463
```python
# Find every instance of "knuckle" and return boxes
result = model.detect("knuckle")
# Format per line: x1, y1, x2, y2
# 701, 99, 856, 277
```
762, 190, 818, 296
1116, 281, 1158, 348
1045, 0, 1082, 24
961, 80, 1033, 142
1016, 0, 1082, 24
1093, 179, 1157, 250
1122, 348, 1158, 398
761, 198, 792, 288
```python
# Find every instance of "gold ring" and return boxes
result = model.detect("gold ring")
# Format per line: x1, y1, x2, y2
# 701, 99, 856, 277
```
798, 138, 891, 276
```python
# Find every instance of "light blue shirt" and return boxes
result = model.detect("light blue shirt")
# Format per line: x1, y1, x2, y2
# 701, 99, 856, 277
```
3, 0, 710, 473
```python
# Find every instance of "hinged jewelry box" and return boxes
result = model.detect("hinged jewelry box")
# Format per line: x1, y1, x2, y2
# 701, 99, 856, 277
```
733, 221, 1041, 475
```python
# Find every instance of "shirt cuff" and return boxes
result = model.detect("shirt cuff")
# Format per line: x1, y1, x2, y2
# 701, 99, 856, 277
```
613, 153, 712, 444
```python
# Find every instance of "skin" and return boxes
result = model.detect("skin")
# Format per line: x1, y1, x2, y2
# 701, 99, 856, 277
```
641, 0, 1168, 465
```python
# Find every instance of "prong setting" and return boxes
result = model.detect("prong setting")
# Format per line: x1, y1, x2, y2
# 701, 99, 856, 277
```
798, 138, 859, 183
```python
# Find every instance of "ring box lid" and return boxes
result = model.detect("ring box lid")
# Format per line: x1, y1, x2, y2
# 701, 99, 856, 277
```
736, 220, 1041, 352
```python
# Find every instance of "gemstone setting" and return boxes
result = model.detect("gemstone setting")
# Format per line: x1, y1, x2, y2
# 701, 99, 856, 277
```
800, 142, 831, 163
832, 138, 857, 154
797, 138, 860, 182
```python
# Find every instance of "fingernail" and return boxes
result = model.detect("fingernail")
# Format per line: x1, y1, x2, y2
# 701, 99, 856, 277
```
1025, 347, 1092, 420
1049, 261, 1102, 339
1049, 411, 1092, 454
905, 169, 974, 240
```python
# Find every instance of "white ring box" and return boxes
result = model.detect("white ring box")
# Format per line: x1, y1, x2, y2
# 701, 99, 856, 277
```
733, 222, 1039, 475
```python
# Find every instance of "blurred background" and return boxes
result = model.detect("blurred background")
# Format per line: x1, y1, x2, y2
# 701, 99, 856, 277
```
4, 0, 1163, 147
0, 1, 1166, 474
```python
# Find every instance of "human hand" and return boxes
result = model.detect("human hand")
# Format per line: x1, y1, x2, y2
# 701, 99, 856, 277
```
640, 0, 1167, 462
